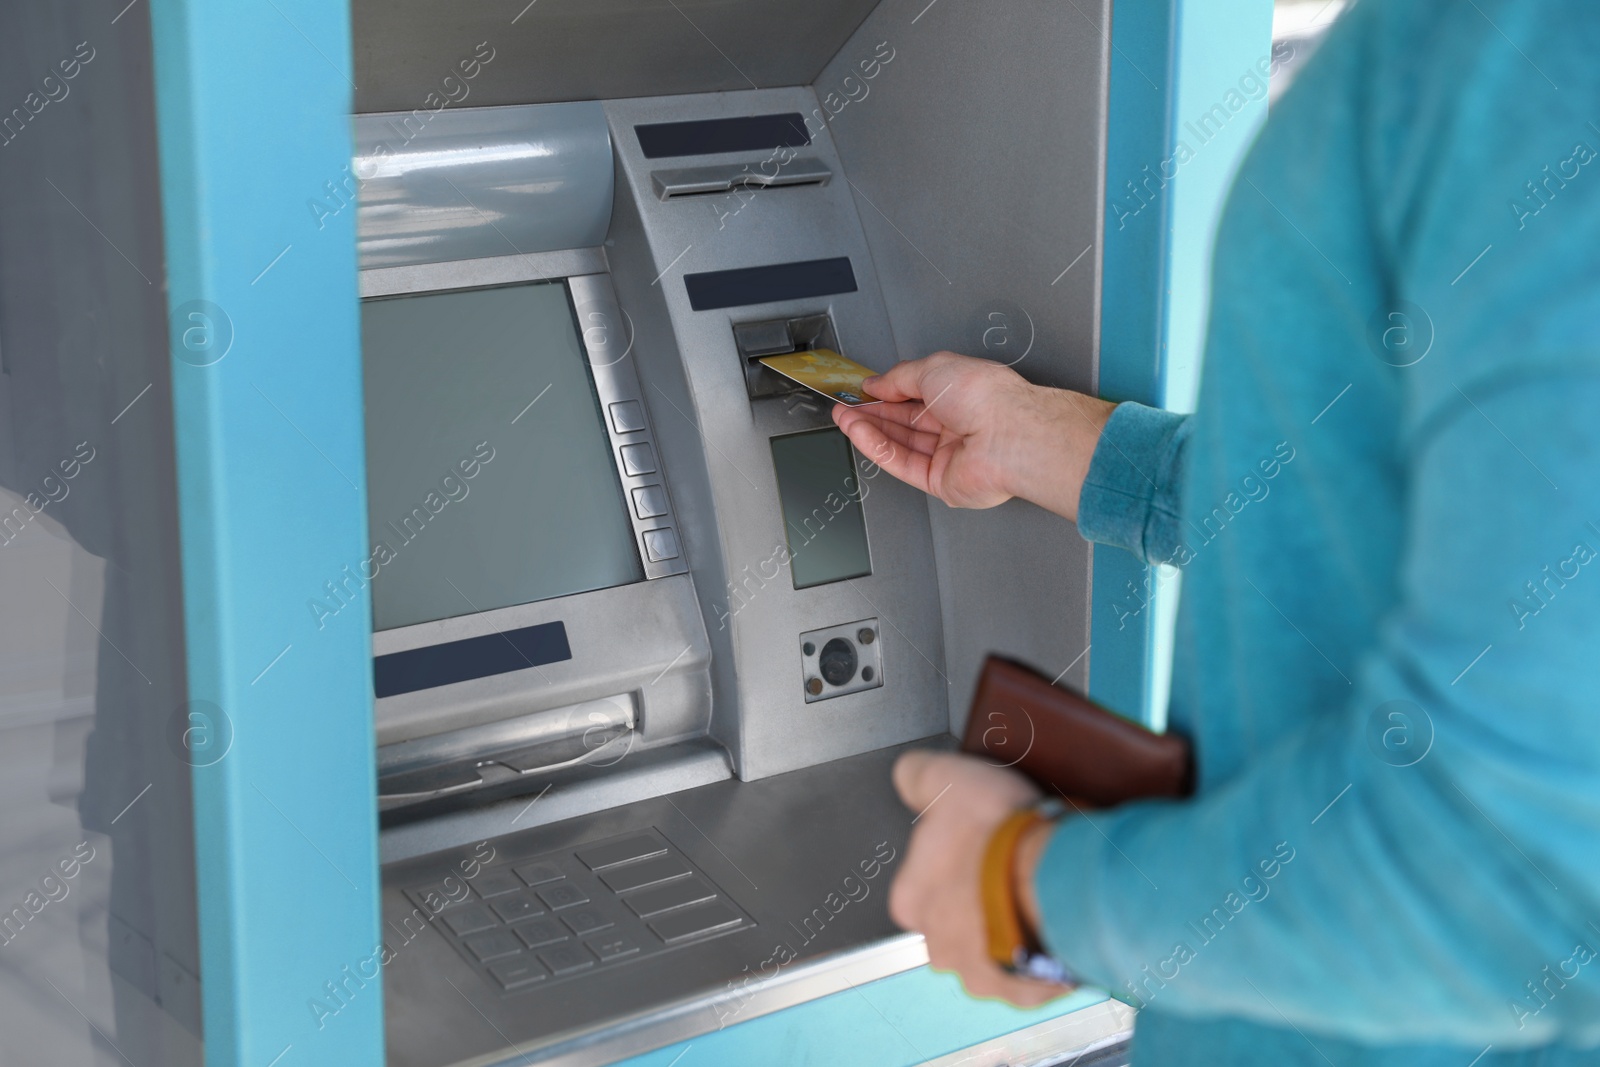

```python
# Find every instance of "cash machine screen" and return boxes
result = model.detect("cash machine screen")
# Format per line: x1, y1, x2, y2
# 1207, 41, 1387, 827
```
361, 282, 643, 631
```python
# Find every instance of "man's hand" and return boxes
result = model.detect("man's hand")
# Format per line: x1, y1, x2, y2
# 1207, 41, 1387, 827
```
831, 351, 1115, 521
888, 749, 1071, 1006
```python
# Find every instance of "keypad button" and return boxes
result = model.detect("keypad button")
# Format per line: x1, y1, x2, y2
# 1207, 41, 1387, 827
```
577, 834, 668, 871
405, 883, 467, 915
642, 528, 680, 562
537, 882, 590, 910
620, 443, 657, 476
539, 943, 596, 976
512, 917, 567, 949
608, 400, 647, 434
441, 904, 498, 937
600, 854, 690, 893
625, 877, 715, 918
562, 907, 614, 936
462, 929, 522, 963
488, 956, 547, 990
490, 892, 545, 923
514, 862, 564, 887
468, 869, 523, 898
649, 901, 743, 944
630, 485, 668, 520
589, 934, 641, 962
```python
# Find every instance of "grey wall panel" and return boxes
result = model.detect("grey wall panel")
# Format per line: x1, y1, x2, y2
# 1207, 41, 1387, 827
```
817, 0, 1111, 722
350, 0, 884, 113
0, 2, 202, 1063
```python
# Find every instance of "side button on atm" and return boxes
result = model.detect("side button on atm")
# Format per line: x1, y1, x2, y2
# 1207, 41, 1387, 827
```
631, 485, 669, 520
620, 443, 658, 476
608, 400, 647, 434
642, 528, 680, 562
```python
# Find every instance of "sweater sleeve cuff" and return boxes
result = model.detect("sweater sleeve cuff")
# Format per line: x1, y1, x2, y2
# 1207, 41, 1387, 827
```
1029, 810, 1128, 992
1075, 402, 1189, 565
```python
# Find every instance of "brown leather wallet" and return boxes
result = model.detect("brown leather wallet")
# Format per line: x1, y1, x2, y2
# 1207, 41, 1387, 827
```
960, 655, 1193, 807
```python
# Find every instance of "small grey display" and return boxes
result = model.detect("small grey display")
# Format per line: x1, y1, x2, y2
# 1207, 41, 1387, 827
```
362, 282, 644, 630
769, 428, 872, 589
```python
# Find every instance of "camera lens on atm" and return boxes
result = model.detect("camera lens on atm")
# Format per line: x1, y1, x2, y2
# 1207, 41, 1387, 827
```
818, 638, 857, 687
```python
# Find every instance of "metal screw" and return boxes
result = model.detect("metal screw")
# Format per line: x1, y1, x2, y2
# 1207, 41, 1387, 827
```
802, 641, 816, 656
858, 628, 875, 645
806, 677, 824, 696
861, 666, 875, 682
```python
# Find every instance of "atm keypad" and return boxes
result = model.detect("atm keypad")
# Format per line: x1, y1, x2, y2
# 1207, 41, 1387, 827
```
398, 827, 753, 995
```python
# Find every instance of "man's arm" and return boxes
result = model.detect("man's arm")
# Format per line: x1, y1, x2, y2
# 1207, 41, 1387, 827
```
1073, 401, 1191, 566
831, 352, 1120, 522
1031, 374, 1600, 1043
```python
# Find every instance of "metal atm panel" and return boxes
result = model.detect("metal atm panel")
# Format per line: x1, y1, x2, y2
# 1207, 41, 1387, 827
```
601, 87, 949, 781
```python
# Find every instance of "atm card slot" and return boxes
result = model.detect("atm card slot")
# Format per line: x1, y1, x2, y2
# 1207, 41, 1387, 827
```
651, 159, 832, 200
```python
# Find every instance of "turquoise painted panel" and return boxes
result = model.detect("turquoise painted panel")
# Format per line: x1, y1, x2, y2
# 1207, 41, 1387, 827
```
1091, 0, 1274, 727
614, 968, 1109, 1067
1091, 0, 1179, 726
148, 2, 383, 1065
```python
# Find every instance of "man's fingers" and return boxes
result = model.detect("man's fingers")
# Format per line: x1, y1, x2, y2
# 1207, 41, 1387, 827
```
841, 409, 941, 457
835, 414, 934, 496
861, 358, 940, 403
853, 398, 948, 436
965, 970, 1073, 1008
892, 749, 951, 809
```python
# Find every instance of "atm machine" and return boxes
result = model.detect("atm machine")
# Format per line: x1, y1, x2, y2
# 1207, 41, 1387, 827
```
347, 2, 1124, 1065
0, 0, 1280, 1060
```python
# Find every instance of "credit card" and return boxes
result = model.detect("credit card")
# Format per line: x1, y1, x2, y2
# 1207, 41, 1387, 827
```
757, 348, 883, 406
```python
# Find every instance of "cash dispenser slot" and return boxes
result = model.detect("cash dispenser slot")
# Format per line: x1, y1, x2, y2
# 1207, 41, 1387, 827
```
733, 312, 841, 399
651, 158, 832, 200
377, 696, 635, 809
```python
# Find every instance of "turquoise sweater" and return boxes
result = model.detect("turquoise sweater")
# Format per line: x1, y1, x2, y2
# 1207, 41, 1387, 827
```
1037, 1, 1600, 1062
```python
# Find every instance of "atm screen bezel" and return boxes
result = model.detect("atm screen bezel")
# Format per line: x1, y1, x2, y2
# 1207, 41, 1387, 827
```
359, 252, 692, 738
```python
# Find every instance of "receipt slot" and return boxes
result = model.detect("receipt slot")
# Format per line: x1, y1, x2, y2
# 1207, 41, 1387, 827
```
345, 2, 1130, 1065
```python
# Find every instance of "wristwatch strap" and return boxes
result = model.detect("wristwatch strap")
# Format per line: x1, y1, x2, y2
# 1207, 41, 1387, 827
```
979, 798, 1073, 984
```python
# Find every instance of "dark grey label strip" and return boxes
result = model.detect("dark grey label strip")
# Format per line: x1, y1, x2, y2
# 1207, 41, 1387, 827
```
374, 621, 571, 698
683, 257, 857, 312
635, 112, 810, 159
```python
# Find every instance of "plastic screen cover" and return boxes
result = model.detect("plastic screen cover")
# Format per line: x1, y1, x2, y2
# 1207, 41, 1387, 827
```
362, 282, 643, 631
